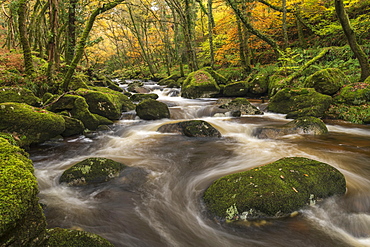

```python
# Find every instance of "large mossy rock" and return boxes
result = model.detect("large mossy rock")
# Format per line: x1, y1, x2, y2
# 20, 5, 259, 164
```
304, 68, 348, 95
0, 137, 47, 246
203, 157, 346, 220
268, 88, 332, 118
76, 87, 134, 120
47, 94, 103, 130
0, 103, 65, 146
200, 67, 228, 85
61, 116, 85, 137
0, 86, 41, 106
157, 120, 221, 137
253, 116, 328, 139
181, 70, 220, 99
223, 81, 249, 97
334, 82, 370, 105
218, 98, 263, 115
44, 228, 113, 247
136, 99, 170, 120
59, 157, 127, 186
130, 93, 159, 102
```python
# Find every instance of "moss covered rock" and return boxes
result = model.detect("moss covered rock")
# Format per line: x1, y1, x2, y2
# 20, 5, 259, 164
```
76, 87, 134, 120
325, 103, 370, 124
61, 116, 85, 137
253, 116, 328, 139
44, 228, 113, 247
158, 74, 182, 86
248, 73, 269, 97
268, 88, 332, 118
268, 74, 287, 97
60, 157, 127, 186
304, 68, 349, 95
334, 82, 370, 105
0, 137, 47, 246
203, 157, 346, 220
136, 99, 170, 120
0, 103, 65, 146
218, 98, 263, 115
181, 70, 220, 99
46, 94, 102, 130
0, 87, 41, 106
130, 93, 159, 102
200, 67, 229, 85
157, 120, 221, 137
223, 81, 249, 97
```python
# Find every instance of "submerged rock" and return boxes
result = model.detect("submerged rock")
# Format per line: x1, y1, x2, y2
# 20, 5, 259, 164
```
203, 157, 346, 220
268, 88, 332, 118
253, 116, 328, 139
0, 102, 65, 146
60, 158, 127, 186
181, 70, 220, 99
158, 120, 221, 138
136, 99, 170, 120
218, 98, 263, 115
0, 86, 41, 106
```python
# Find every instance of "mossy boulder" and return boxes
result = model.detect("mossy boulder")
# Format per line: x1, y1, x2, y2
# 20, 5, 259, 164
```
46, 94, 102, 130
334, 82, 370, 105
130, 93, 159, 102
203, 157, 346, 220
223, 81, 249, 97
61, 116, 85, 137
0, 87, 41, 106
268, 74, 287, 97
59, 157, 127, 186
200, 67, 228, 85
158, 74, 182, 86
248, 73, 269, 97
304, 68, 348, 95
181, 70, 220, 99
0, 103, 65, 146
268, 88, 332, 118
218, 98, 263, 115
76, 87, 134, 120
67, 73, 90, 91
253, 116, 328, 139
127, 81, 145, 93
44, 228, 114, 247
0, 137, 47, 246
136, 99, 170, 120
157, 120, 221, 137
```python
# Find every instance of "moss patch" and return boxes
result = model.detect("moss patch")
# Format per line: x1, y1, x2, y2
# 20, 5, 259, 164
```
0, 86, 41, 106
158, 120, 221, 137
136, 99, 170, 120
44, 228, 113, 247
203, 157, 346, 220
181, 70, 220, 99
304, 68, 348, 95
334, 82, 370, 105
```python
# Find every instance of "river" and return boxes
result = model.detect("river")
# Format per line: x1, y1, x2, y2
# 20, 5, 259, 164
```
30, 82, 370, 247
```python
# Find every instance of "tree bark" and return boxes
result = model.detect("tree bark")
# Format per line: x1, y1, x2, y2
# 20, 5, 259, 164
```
65, 0, 78, 65
207, 0, 215, 68
62, 1, 125, 91
17, 0, 34, 75
334, 0, 370, 81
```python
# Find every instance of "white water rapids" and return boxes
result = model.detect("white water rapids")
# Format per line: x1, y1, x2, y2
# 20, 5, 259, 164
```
31, 85, 370, 247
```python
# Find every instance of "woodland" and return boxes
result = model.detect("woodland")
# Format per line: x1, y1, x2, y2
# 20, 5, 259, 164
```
0, 0, 369, 89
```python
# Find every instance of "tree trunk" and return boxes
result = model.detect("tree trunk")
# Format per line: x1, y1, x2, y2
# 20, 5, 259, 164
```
334, 0, 370, 81
62, 1, 125, 91
46, 0, 59, 80
207, 0, 215, 68
282, 0, 288, 48
65, 0, 78, 65
17, 0, 34, 75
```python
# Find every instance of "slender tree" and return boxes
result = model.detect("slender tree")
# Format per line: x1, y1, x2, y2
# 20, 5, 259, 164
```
334, 0, 370, 81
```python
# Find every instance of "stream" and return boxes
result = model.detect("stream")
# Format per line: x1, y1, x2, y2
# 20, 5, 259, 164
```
30, 82, 370, 247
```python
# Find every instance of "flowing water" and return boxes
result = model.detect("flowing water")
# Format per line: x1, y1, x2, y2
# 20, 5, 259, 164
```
31, 84, 370, 247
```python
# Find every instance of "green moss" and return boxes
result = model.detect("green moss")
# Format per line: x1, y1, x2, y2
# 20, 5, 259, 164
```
0, 103, 66, 146
130, 93, 159, 102
182, 70, 220, 99
0, 137, 46, 245
334, 82, 370, 105
268, 74, 287, 97
203, 157, 346, 219
59, 157, 127, 186
268, 88, 333, 118
326, 103, 370, 124
0, 87, 41, 106
200, 67, 228, 85
61, 116, 85, 137
304, 68, 349, 95
180, 120, 221, 137
219, 98, 263, 115
136, 99, 170, 120
44, 228, 113, 247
